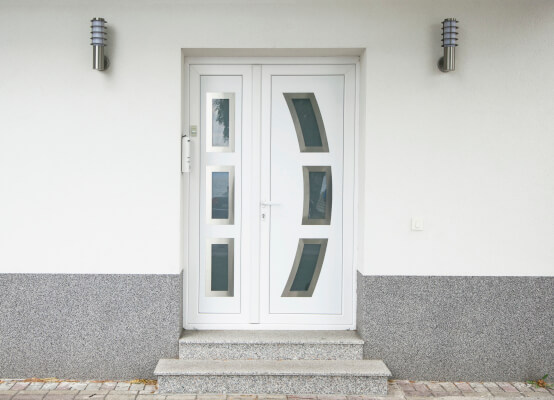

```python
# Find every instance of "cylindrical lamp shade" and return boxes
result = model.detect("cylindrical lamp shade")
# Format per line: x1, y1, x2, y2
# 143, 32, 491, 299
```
440, 18, 458, 72
91, 18, 108, 70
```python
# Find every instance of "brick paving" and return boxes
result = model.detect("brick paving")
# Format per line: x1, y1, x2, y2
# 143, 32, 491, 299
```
0, 380, 552, 399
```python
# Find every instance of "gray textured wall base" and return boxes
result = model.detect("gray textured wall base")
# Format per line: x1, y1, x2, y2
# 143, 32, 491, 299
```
356, 272, 554, 381
0, 274, 181, 380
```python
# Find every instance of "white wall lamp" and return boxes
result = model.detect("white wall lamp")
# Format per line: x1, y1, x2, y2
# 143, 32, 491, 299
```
438, 18, 459, 72
91, 18, 109, 71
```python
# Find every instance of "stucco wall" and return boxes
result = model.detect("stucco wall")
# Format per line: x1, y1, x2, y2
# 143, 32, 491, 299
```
0, 0, 552, 276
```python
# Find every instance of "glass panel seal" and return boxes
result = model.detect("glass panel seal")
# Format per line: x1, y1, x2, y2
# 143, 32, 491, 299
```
206, 92, 235, 153
283, 93, 329, 153
205, 238, 234, 297
282, 238, 328, 297
206, 166, 235, 225
302, 166, 332, 225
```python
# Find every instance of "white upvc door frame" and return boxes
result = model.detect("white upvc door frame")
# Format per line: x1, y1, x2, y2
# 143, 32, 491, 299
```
182, 56, 360, 330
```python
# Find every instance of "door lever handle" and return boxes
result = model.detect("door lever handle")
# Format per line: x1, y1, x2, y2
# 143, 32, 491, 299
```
261, 200, 281, 206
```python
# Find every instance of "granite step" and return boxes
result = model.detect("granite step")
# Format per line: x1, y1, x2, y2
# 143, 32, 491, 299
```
178, 330, 364, 360
154, 359, 391, 395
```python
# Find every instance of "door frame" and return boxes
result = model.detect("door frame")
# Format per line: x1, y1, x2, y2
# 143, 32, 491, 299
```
182, 56, 361, 330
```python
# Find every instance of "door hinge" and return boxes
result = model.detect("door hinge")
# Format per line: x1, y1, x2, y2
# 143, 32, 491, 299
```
181, 133, 191, 173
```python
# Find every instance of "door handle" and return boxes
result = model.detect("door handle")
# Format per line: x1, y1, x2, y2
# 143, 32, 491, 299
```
261, 200, 281, 206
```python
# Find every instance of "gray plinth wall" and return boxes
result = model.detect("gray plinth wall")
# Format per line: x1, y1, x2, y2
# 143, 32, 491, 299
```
0, 274, 181, 380
356, 272, 554, 382
1, 272, 552, 381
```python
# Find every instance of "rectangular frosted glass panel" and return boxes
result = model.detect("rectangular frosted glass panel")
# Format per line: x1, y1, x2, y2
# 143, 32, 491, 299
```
212, 172, 229, 219
292, 98, 322, 147
290, 243, 322, 292
212, 98, 230, 147
211, 243, 229, 292
308, 171, 327, 219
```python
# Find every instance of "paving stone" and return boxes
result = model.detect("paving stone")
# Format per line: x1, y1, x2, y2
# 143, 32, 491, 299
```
397, 383, 416, 393
482, 384, 503, 394
497, 384, 519, 393
288, 397, 317, 400
114, 384, 131, 392
105, 396, 137, 400
75, 395, 106, 400
404, 397, 438, 400
84, 385, 103, 392
441, 384, 462, 394
129, 387, 145, 393
11, 385, 30, 392
462, 392, 492, 397
45, 391, 79, 395
101, 385, 118, 392
454, 384, 473, 393
68, 385, 87, 392
136, 397, 166, 400
0, 394, 16, 400
523, 394, 552, 398
509, 384, 531, 393
413, 384, 431, 392
432, 397, 467, 400
109, 393, 138, 396
491, 393, 522, 397
136, 396, 166, 400
164, 396, 196, 400
318, 396, 347, 400
41, 384, 59, 391
55, 384, 75, 392
258, 396, 287, 400
25, 385, 44, 392
227, 396, 257, 400
12, 395, 45, 400
469, 384, 490, 394
405, 393, 432, 398
80, 391, 110, 395
530, 388, 549, 394
426, 382, 446, 393
197, 396, 226, 400
0, 383, 16, 391
142, 388, 157, 395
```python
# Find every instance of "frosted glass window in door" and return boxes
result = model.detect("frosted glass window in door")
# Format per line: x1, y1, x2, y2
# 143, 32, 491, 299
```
282, 239, 328, 297
206, 166, 235, 225
212, 99, 229, 146
212, 172, 229, 219
302, 166, 332, 225
284, 93, 329, 152
206, 93, 235, 152
206, 238, 234, 297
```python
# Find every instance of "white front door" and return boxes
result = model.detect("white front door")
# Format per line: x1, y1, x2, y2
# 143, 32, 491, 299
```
185, 60, 357, 329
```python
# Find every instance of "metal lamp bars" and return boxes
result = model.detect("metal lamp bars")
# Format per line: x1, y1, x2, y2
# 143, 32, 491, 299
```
438, 18, 459, 72
91, 18, 109, 71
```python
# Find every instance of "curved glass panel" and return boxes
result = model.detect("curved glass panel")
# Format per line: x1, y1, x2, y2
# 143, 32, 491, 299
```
206, 93, 235, 152
302, 166, 332, 225
282, 239, 328, 297
284, 93, 329, 152
206, 238, 234, 297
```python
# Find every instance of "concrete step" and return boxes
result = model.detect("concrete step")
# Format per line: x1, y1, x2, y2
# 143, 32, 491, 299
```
178, 330, 364, 360
155, 359, 391, 395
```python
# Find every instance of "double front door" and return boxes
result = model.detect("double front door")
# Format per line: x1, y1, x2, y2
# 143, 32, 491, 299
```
185, 60, 356, 329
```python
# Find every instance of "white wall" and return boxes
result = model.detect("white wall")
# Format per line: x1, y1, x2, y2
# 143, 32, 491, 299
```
0, 0, 552, 275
